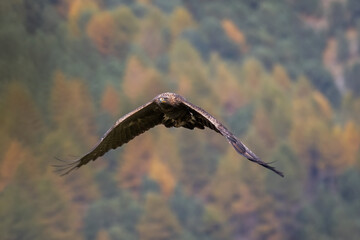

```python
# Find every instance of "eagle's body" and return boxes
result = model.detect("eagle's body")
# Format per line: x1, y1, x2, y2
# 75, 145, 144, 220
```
55, 92, 283, 177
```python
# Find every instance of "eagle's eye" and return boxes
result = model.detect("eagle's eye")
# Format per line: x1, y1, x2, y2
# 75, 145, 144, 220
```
159, 97, 166, 103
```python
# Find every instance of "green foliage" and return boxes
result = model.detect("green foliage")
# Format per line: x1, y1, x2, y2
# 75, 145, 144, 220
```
0, 159, 80, 240
292, 0, 321, 16
153, 0, 181, 13
178, 130, 218, 193
170, 186, 206, 239
226, 103, 254, 136
199, 17, 239, 60
329, 2, 348, 36
0, 185, 45, 240
345, 62, 360, 97
137, 193, 181, 240
303, 64, 341, 106
294, 174, 360, 240
336, 34, 349, 63
348, 0, 360, 24
84, 190, 142, 240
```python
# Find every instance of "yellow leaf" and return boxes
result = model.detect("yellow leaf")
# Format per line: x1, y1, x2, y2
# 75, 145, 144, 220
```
222, 19, 248, 52
149, 157, 176, 196
101, 85, 121, 116
0, 141, 25, 191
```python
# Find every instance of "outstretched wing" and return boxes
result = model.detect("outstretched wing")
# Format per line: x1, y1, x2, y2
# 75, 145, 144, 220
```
54, 101, 164, 175
180, 100, 284, 177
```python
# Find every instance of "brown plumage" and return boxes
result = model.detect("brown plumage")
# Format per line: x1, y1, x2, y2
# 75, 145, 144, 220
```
54, 92, 284, 177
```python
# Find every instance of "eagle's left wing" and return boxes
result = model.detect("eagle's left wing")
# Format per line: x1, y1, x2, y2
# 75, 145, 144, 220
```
180, 100, 284, 177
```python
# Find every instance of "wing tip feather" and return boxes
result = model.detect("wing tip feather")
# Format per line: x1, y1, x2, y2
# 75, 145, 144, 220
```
53, 157, 81, 176
243, 149, 284, 177
229, 140, 284, 178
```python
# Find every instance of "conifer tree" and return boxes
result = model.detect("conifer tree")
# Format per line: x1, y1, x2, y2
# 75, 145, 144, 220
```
137, 193, 181, 240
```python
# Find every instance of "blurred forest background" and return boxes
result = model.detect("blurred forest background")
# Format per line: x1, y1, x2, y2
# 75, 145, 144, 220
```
1, 0, 360, 239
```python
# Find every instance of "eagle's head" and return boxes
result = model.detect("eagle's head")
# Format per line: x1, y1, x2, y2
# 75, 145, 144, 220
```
154, 92, 184, 108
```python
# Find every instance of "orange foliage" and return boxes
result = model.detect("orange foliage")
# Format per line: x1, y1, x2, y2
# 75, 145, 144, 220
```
206, 148, 281, 239
206, 149, 259, 216
87, 7, 138, 55
118, 128, 177, 195
51, 71, 97, 146
312, 91, 332, 120
50, 72, 100, 202
67, 0, 99, 35
138, 0, 151, 4
122, 56, 147, 101
154, 127, 182, 177
337, 121, 360, 168
117, 134, 154, 192
316, 126, 341, 173
0, 141, 26, 191
289, 89, 358, 176
101, 85, 121, 116
314, 122, 359, 174
272, 64, 291, 90
346, 28, 358, 58
96, 229, 110, 240
137, 8, 166, 59
290, 95, 326, 177
177, 75, 193, 96
122, 56, 165, 103
86, 11, 117, 54
0, 82, 43, 144
149, 157, 176, 196
323, 38, 337, 66
211, 57, 244, 113
290, 97, 324, 153
169, 39, 211, 103
222, 19, 248, 53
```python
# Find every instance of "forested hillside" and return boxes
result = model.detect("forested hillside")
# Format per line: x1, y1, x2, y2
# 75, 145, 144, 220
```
1, 0, 360, 239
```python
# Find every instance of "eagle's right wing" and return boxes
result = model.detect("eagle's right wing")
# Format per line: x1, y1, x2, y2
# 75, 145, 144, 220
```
54, 101, 164, 175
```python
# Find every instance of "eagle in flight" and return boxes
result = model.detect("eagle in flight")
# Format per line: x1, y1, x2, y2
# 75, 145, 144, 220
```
55, 92, 284, 177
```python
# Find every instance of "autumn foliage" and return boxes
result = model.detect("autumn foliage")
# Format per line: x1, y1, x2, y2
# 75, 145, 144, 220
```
1, 1, 360, 239
86, 7, 138, 56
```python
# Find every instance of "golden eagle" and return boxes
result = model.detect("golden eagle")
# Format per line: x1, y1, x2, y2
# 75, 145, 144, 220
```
55, 92, 283, 177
